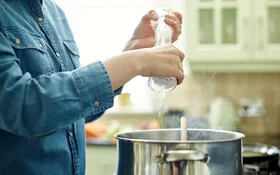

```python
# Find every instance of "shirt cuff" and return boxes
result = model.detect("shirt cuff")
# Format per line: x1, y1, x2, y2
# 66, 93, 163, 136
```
72, 61, 114, 118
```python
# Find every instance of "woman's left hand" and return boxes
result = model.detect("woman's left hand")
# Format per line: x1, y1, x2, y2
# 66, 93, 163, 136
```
123, 10, 182, 51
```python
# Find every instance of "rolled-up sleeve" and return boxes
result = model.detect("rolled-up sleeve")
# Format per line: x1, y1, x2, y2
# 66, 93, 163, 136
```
73, 61, 122, 123
0, 32, 120, 138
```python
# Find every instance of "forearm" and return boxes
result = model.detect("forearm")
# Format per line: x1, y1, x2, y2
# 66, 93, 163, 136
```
102, 51, 141, 91
0, 62, 80, 138
0, 48, 114, 138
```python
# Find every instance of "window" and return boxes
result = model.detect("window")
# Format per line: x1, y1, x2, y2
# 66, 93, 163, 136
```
54, 0, 186, 110
55, 0, 152, 64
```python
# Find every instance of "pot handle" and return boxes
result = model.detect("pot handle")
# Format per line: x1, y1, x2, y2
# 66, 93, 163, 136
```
158, 150, 209, 163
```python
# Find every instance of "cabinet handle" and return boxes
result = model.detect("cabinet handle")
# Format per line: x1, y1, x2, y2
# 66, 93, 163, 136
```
258, 17, 264, 50
243, 17, 249, 50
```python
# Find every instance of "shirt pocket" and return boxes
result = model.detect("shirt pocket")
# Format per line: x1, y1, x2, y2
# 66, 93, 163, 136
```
4, 28, 54, 77
63, 40, 81, 69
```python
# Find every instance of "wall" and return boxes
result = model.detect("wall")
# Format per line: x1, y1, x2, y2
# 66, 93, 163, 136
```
165, 72, 280, 136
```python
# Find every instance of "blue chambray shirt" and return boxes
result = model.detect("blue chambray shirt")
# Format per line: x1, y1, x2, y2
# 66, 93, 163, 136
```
0, 0, 121, 174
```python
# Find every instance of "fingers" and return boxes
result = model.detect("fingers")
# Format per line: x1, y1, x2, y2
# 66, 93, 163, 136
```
176, 53, 184, 83
168, 45, 185, 84
177, 48, 185, 62
174, 46, 185, 84
177, 59, 184, 73
174, 12, 183, 25
142, 10, 159, 23
176, 61, 184, 85
176, 55, 184, 84
141, 10, 182, 43
177, 73, 184, 85
164, 13, 182, 42
175, 61, 184, 85
169, 44, 184, 62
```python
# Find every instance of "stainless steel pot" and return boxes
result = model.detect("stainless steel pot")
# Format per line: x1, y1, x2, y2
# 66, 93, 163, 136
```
115, 128, 245, 175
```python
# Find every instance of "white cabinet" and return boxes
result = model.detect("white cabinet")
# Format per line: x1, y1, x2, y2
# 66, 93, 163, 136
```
254, 0, 280, 60
185, 0, 280, 72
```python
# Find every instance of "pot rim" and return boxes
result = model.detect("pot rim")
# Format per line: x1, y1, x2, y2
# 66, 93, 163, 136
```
114, 128, 245, 144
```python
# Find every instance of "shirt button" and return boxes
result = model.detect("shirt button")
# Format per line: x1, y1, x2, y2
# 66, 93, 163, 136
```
37, 17, 44, 22
15, 39, 20, 45
56, 52, 60, 57
39, 43, 43, 48
94, 101, 100, 107
68, 131, 73, 137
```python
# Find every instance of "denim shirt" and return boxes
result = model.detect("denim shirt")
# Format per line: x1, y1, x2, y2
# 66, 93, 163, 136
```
0, 0, 121, 174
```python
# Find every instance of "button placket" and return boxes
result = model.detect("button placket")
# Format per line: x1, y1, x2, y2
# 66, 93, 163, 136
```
37, 17, 43, 22
15, 39, 21, 45
34, 11, 67, 71
94, 101, 100, 107
68, 131, 73, 137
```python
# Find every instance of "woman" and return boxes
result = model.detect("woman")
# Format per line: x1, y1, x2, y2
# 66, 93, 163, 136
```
0, 0, 184, 174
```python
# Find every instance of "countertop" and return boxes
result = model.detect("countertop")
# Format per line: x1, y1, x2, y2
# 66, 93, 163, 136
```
86, 138, 116, 146
243, 135, 280, 149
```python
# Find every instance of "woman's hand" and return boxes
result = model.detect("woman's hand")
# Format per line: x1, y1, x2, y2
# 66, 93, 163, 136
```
103, 44, 185, 90
123, 10, 183, 51
135, 44, 185, 84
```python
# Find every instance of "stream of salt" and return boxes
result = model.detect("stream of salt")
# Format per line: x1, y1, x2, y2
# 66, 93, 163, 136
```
154, 92, 188, 141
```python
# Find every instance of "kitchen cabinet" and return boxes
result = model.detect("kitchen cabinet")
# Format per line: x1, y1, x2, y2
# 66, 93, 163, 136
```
185, 0, 280, 72
86, 145, 117, 175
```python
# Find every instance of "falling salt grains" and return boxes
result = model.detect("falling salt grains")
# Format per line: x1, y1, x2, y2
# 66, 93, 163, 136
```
154, 91, 168, 128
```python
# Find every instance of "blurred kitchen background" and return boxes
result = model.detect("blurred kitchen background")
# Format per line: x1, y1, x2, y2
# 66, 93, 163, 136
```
55, 0, 280, 174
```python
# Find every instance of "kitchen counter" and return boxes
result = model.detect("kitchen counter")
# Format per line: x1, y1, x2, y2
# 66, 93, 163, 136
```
86, 138, 115, 146
243, 135, 280, 149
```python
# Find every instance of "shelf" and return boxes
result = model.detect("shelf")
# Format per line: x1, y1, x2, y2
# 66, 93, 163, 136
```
189, 61, 280, 73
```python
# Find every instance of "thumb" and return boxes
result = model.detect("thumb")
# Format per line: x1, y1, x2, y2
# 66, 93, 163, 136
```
142, 10, 159, 23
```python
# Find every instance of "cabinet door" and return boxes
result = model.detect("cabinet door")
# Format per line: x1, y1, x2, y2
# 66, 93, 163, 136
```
254, 0, 280, 60
186, 0, 251, 62
86, 146, 117, 175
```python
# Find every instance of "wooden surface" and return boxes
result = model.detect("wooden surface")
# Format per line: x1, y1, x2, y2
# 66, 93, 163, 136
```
243, 135, 280, 149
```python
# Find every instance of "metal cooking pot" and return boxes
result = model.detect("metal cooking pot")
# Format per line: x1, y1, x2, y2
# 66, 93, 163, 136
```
243, 143, 280, 173
115, 128, 245, 175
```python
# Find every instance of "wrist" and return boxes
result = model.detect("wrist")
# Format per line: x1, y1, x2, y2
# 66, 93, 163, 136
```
131, 49, 150, 77
127, 50, 144, 76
